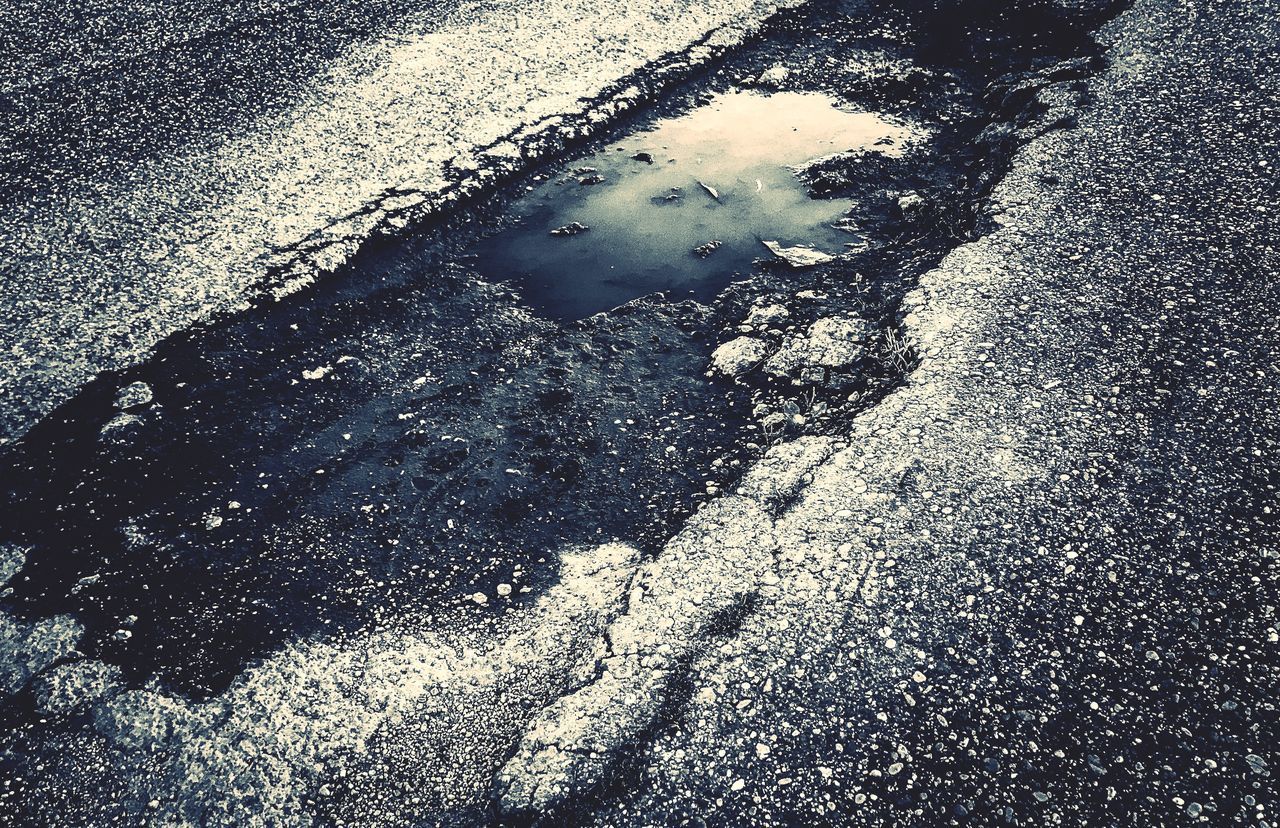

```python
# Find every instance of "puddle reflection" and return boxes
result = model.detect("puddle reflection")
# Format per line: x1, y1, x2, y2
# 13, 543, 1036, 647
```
471, 90, 919, 319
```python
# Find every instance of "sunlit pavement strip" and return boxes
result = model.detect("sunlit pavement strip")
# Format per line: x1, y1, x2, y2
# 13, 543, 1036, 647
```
0, 542, 640, 822
0, 0, 798, 443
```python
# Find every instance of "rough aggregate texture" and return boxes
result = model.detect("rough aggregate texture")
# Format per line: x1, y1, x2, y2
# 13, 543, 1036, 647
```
491, 0, 1280, 823
2, 0, 1278, 824
2, 543, 640, 823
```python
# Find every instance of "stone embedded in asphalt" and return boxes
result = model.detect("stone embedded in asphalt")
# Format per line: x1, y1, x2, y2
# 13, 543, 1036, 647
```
800, 365, 826, 384
710, 337, 770, 377
756, 63, 790, 88
549, 222, 590, 237
70, 574, 100, 595
766, 316, 870, 377
99, 412, 144, 441
761, 240, 835, 267
114, 381, 154, 410
897, 190, 926, 215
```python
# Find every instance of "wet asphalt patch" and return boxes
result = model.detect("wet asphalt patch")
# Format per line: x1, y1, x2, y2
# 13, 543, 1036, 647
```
0, 0, 1106, 705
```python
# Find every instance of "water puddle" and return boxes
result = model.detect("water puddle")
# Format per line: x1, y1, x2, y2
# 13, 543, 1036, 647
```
471, 90, 919, 319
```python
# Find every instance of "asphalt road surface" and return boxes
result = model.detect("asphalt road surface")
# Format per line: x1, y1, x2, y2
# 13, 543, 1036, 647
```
1, 0, 1278, 825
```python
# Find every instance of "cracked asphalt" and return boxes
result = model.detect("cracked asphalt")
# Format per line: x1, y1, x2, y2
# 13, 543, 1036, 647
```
1, 0, 1279, 824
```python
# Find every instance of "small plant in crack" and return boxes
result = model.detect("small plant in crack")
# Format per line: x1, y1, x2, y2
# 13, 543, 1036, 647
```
800, 385, 820, 414
934, 205, 980, 243
883, 327, 918, 374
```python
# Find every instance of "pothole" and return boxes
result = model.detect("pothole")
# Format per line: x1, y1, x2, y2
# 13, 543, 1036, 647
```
0, 0, 1104, 713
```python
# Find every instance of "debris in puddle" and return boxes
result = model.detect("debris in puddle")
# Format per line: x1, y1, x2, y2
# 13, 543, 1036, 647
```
473, 90, 919, 319
549, 222, 590, 236
761, 240, 836, 267
578, 173, 606, 185
693, 240, 723, 258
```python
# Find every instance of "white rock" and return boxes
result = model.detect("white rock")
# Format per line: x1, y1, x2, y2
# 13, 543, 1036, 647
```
100, 412, 143, 440
757, 63, 790, 87
710, 337, 768, 377
898, 191, 926, 214
766, 317, 870, 377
